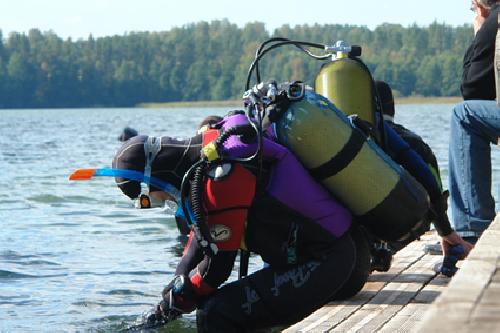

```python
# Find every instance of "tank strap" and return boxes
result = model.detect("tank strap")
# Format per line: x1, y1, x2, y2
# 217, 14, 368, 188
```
144, 136, 162, 183
309, 129, 366, 180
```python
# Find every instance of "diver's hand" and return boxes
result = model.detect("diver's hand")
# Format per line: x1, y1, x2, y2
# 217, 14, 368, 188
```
440, 231, 474, 258
160, 275, 197, 314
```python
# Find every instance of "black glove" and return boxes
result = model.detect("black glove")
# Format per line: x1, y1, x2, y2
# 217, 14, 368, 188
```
160, 275, 198, 314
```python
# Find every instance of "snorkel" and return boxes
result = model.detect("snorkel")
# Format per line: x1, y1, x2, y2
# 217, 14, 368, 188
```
69, 167, 193, 221
69, 135, 193, 224
70, 120, 259, 258
69, 168, 180, 200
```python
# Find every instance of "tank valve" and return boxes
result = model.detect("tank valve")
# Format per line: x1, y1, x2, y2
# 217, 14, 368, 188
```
324, 40, 362, 59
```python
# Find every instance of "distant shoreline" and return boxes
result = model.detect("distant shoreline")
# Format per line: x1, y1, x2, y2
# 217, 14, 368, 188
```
137, 100, 242, 108
137, 96, 462, 108
394, 96, 461, 104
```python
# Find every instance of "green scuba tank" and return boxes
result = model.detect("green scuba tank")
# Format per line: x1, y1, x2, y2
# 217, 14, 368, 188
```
315, 41, 377, 131
273, 88, 429, 242
242, 38, 428, 243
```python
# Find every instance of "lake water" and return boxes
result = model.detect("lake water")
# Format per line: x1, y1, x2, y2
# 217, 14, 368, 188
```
1, 104, 499, 332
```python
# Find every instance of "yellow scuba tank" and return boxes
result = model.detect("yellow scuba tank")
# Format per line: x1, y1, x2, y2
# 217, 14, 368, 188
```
273, 88, 429, 242
315, 41, 377, 134
243, 38, 428, 242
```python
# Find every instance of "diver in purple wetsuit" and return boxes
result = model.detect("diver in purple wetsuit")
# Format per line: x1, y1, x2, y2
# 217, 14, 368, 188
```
113, 111, 362, 332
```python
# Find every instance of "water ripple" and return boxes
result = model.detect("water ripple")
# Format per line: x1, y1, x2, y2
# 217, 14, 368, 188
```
103, 289, 149, 296
0, 250, 40, 260
27, 194, 66, 204
0, 270, 37, 279
72, 270, 168, 277
3, 259, 61, 266
0, 270, 68, 279
73, 301, 153, 308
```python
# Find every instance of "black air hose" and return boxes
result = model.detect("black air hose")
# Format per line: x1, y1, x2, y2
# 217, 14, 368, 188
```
180, 160, 217, 257
181, 121, 260, 257
215, 124, 256, 148
190, 163, 217, 254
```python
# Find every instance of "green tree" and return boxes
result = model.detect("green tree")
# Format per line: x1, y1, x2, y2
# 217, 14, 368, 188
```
0, 21, 474, 108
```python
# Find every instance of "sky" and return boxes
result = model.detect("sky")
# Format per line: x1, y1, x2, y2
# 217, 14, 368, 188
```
0, 0, 475, 40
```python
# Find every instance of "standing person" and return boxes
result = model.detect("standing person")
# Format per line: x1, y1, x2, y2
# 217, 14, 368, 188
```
449, 0, 500, 244
375, 80, 473, 256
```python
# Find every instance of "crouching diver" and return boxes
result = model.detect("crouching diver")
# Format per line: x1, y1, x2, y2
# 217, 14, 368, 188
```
375, 80, 474, 258
112, 111, 361, 332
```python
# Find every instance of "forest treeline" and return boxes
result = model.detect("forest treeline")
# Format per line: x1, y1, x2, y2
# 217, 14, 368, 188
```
0, 20, 473, 108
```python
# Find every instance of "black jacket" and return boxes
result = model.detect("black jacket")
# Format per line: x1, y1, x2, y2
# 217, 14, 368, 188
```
461, 4, 500, 100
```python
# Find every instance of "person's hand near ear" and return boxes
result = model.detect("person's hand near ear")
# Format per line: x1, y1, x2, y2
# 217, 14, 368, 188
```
474, 13, 487, 34
472, 0, 490, 34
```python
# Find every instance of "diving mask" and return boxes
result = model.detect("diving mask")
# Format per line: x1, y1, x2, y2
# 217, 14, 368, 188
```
135, 193, 168, 209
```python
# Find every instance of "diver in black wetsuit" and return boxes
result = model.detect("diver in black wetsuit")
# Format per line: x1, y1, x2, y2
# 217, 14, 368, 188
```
112, 111, 364, 332
375, 80, 474, 256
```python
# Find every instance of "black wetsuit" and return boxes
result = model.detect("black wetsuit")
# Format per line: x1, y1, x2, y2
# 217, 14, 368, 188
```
385, 120, 453, 236
178, 193, 356, 332
113, 134, 361, 332
387, 122, 440, 179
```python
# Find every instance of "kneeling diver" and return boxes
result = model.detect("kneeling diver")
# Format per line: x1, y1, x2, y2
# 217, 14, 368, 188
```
374, 80, 474, 257
112, 111, 364, 332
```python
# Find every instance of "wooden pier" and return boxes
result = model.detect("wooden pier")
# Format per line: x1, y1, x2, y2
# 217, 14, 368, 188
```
417, 214, 500, 332
284, 214, 500, 332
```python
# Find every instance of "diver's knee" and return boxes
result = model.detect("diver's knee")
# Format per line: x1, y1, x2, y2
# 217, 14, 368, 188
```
196, 298, 241, 333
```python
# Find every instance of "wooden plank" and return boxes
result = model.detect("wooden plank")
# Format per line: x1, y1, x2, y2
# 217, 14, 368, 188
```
378, 303, 428, 332
282, 233, 460, 332
416, 214, 500, 332
287, 215, 500, 333
379, 274, 450, 332
284, 235, 448, 332
333, 285, 417, 332
346, 255, 441, 332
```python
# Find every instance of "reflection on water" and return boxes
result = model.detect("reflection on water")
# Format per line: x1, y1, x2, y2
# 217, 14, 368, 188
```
0, 105, 499, 331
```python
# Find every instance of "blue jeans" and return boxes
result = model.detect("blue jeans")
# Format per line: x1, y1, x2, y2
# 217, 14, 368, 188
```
449, 100, 500, 237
